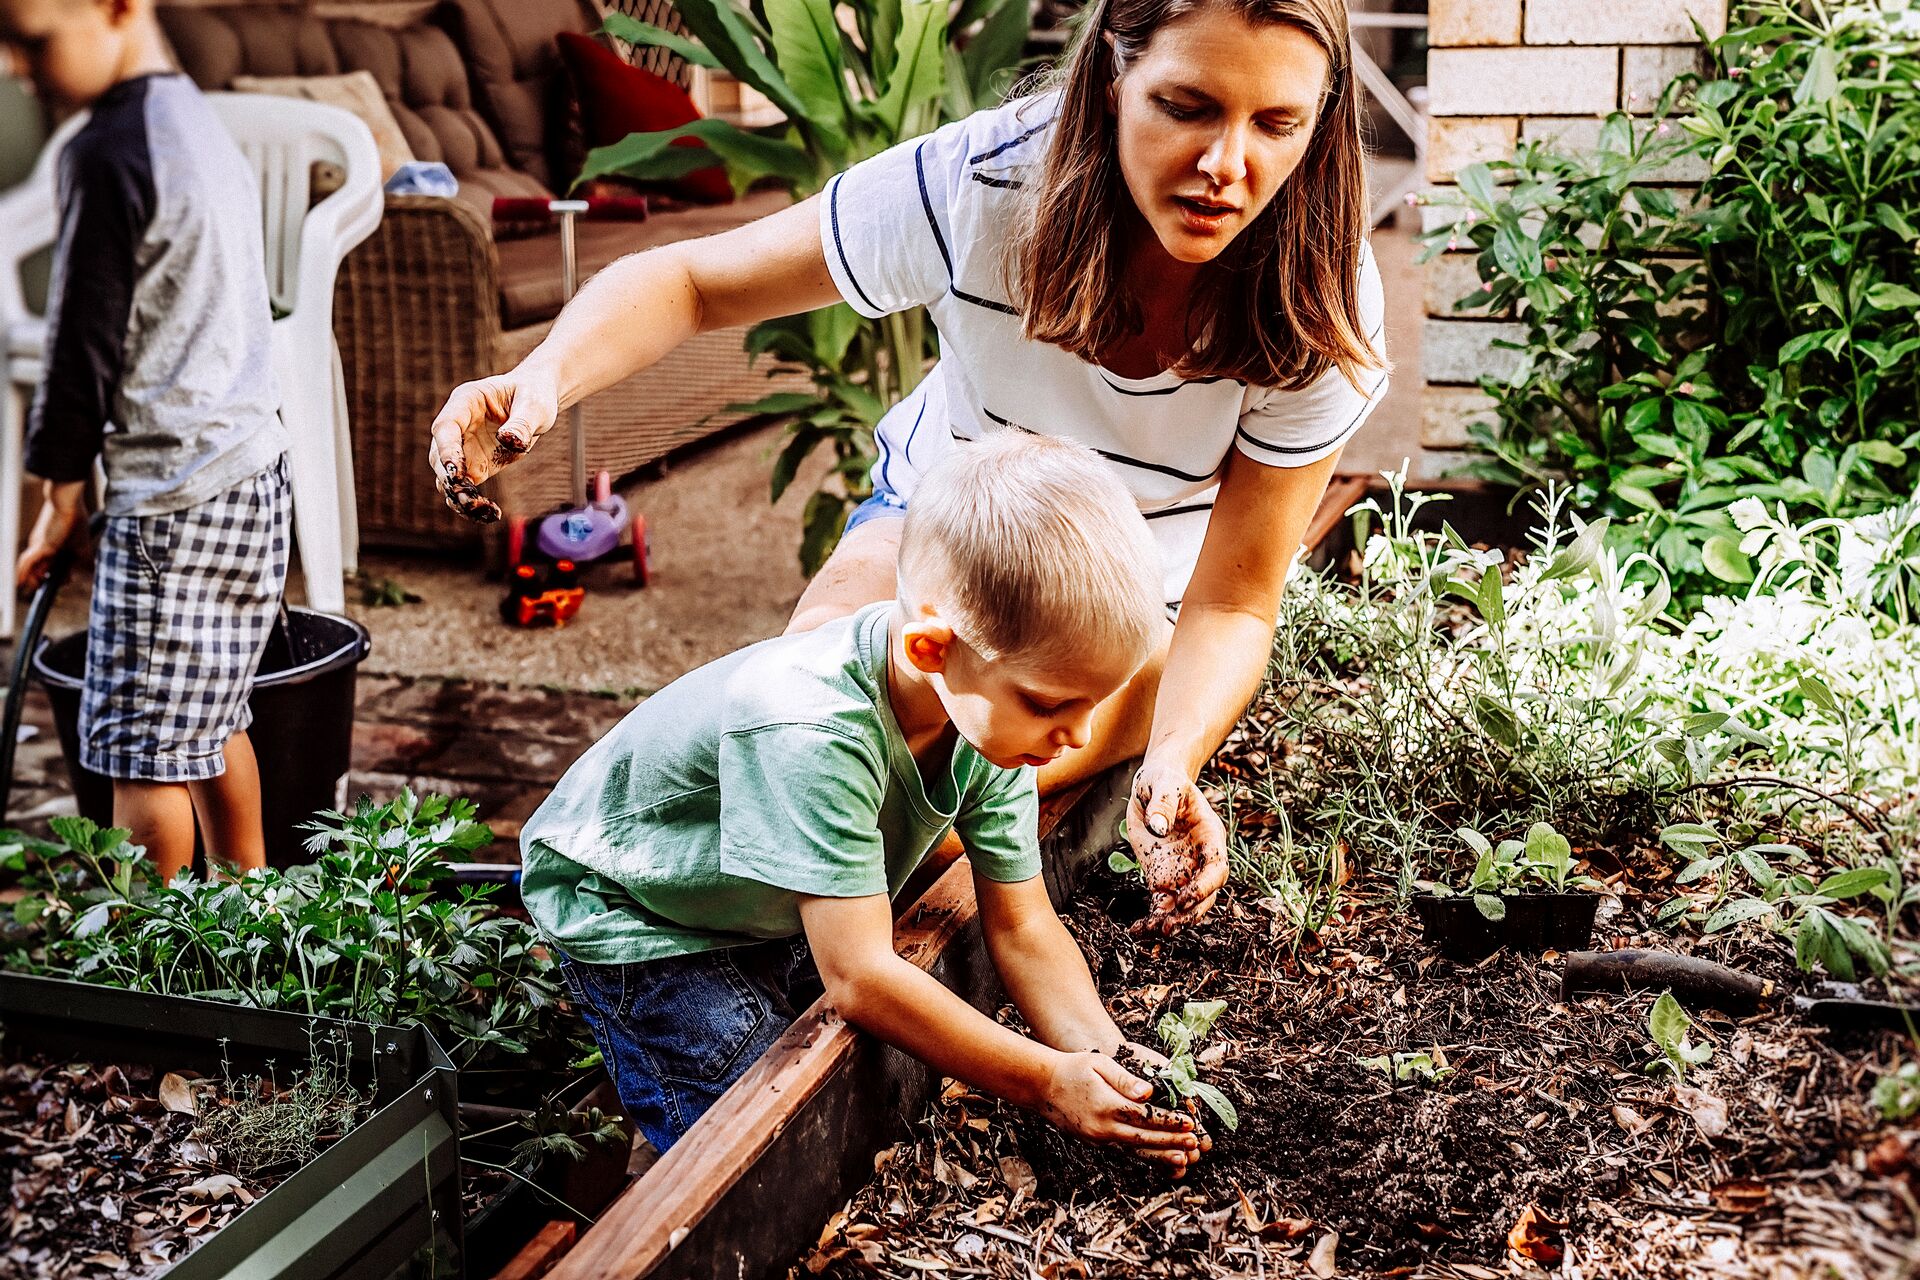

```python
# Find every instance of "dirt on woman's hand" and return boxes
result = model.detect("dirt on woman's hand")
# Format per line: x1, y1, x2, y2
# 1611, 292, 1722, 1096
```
427, 372, 561, 523
1127, 762, 1229, 935
1038, 1050, 1207, 1177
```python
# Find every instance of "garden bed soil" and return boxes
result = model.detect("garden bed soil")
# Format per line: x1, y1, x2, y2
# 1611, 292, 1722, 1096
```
0, 1050, 303, 1277
797, 858, 1911, 1279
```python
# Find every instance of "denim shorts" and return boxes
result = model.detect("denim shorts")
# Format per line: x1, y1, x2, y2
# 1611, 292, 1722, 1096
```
557, 938, 823, 1153
842, 486, 907, 535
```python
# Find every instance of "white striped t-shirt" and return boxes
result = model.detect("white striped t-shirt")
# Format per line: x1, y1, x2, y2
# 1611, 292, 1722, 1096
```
819, 93, 1389, 605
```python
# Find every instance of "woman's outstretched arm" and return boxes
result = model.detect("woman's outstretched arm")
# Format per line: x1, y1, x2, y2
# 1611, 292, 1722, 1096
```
1127, 450, 1342, 932
427, 193, 843, 520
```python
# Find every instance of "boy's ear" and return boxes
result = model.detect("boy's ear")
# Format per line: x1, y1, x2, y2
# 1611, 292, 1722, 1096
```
900, 618, 955, 676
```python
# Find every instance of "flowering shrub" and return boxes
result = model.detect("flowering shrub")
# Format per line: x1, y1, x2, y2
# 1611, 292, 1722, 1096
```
1418, 0, 1920, 599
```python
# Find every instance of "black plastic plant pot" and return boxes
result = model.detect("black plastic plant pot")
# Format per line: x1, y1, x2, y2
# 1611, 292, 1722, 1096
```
0, 970, 461, 1279
33, 607, 371, 870
1413, 892, 1599, 963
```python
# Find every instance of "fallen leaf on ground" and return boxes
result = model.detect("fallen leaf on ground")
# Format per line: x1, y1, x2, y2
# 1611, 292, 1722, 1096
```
1866, 1132, 1913, 1178
1674, 1085, 1728, 1138
1709, 1179, 1771, 1215
997, 1155, 1036, 1195
1507, 1203, 1566, 1264
158, 1073, 197, 1116
181, 1174, 244, 1202
1307, 1230, 1340, 1277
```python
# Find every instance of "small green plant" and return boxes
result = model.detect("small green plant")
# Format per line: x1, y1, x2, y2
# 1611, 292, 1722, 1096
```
4, 795, 582, 1070
1153, 1000, 1237, 1132
1357, 1050, 1454, 1085
1873, 1062, 1920, 1122
1431, 822, 1595, 921
195, 1029, 368, 1177
1661, 821, 1894, 980
1646, 990, 1715, 1080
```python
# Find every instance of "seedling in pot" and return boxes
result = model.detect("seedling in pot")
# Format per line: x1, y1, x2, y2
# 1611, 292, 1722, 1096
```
1152, 1000, 1238, 1132
1429, 822, 1597, 921
1646, 991, 1714, 1081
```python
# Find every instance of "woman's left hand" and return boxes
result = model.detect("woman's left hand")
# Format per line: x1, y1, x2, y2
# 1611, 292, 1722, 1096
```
1127, 760, 1229, 935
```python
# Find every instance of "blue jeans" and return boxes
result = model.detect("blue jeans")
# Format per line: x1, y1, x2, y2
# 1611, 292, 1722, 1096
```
557, 939, 823, 1152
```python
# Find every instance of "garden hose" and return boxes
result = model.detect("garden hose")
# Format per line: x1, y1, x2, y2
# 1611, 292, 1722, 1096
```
0, 522, 89, 824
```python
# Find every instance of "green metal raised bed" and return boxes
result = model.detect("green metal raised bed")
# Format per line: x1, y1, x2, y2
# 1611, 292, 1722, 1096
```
0, 971, 462, 1279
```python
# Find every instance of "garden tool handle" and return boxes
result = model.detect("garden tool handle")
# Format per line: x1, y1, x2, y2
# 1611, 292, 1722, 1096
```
1561, 949, 1776, 1013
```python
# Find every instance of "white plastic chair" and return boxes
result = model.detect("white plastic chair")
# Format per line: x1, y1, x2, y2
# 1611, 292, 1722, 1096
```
0, 94, 382, 624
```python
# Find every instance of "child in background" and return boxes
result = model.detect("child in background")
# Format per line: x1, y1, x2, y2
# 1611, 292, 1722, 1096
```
522, 433, 1209, 1170
4, 0, 293, 878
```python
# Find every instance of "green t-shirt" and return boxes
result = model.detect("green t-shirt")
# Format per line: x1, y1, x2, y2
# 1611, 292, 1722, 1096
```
519, 602, 1041, 964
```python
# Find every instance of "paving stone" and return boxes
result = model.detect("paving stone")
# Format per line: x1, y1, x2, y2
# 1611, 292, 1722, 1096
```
1430, 0, 1521, 46
1422, 319, 1530, 385
1520, 117, 1710, 182
1427, 117, 1518, 183
1425, 253, 1507, 318
1623, 46, 1707, 114
1429, 47, 1620, 116
1422, 385, 1502, 449
1526, 0, 1727, 45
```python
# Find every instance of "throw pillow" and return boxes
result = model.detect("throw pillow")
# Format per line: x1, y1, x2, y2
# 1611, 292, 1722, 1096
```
231, 69, 415, 181
556, 31, 733, 206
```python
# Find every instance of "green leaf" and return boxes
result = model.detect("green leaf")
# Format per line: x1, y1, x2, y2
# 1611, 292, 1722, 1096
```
961, 0, 1029, 104
1857, 439, 1908, 466
1476, 567, 1506, 627
1472, 892, 1507, 922
1814, 867, 1892, 900
1189, 1080, 1239, 1131
1180, 1000, 1228, 1042
1108, 848, 1140, 874
576, 118, 815, 193
1795, 673, 1841, 715
1704, 897, 1777, 933
600, 14, 724, 70
1701, 535, 1753, 583
669, 0, 813, 135
1456, 827, 1493, 859
766, 0, 850, 136
1866, 282, 1920, 311
1794, 44, 1839, 106
873, 0, 946, 141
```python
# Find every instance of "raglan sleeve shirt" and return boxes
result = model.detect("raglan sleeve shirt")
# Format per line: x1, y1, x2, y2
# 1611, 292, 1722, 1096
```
715, 721, 894, 898
1232, 244, 1391, 468
953, 763, 1042, 884
818, 114, 974, 320
26, 118, 155, 485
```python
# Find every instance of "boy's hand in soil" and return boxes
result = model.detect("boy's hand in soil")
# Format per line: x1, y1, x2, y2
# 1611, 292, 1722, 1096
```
1128, 761, 1229, 935
427, 370, 561, 522
1041, 1050, 1207, 1174
16, 480, 86, 596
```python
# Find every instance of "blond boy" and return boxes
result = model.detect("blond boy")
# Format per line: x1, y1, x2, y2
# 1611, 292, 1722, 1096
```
521, 433, 1206, 1168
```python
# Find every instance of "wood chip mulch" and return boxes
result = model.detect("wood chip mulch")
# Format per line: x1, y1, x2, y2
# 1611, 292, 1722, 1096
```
797, 866, 1919, 1279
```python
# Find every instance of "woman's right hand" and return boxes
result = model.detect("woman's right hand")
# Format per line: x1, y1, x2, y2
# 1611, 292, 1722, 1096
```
1039, 1049, 1207, 1175
427, 370, 562, 523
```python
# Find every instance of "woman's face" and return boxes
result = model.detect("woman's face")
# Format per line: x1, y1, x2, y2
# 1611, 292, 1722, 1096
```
1110, 7, 1332, 266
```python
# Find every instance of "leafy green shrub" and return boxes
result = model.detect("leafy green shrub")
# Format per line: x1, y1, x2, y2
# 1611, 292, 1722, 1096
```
3, 794, 579, 1069
582, 0, 1032, 573
1420, 0, 1920, 598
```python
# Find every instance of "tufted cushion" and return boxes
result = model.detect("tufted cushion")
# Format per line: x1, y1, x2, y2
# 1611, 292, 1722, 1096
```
158, 3, 548, 219
437, 0, 594, 191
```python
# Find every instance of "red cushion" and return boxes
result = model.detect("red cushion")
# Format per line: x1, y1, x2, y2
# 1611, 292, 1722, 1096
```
557, 31, 733, 206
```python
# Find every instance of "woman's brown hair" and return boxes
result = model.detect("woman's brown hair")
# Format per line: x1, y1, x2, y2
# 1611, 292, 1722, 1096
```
1005, 0, 1383, 392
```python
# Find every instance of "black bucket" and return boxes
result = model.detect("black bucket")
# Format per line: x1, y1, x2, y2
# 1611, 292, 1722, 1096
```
32, 608, 371, 869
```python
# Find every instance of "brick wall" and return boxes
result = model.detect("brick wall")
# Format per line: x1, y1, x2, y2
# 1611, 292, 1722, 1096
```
1419, 0, 1728, 456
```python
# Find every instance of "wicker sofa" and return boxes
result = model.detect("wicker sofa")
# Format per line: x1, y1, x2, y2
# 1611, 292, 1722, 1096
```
160, 0, 806, 549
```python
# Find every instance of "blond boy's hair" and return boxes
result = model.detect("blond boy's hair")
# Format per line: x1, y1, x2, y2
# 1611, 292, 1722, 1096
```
896, 432, 1164, 670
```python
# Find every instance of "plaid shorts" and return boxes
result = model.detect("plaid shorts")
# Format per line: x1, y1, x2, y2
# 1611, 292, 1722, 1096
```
82, 456, 292, 782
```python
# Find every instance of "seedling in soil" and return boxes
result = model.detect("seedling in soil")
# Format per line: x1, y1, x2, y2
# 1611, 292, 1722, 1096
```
1153, 1000, 1238, 1131
1357, 1050, 1454, 1085
1873, 1063, 1920, 1122
1646, 991, 1714, 1081
1431, 822, 1595, 921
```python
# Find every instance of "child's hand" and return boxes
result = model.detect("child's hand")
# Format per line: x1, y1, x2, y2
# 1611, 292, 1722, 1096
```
1039, 1049, 1208, 1175
15, 482, 84, 596
1127, 760, 1229, 935
428, 371, 561, 523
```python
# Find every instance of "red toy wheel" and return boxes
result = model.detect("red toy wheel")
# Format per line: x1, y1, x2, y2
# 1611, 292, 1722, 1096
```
506, 514, 528, 568
632, 513, 652, 587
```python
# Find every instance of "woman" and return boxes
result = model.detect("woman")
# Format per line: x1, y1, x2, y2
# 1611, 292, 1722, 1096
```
428, 0, 1387, 934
